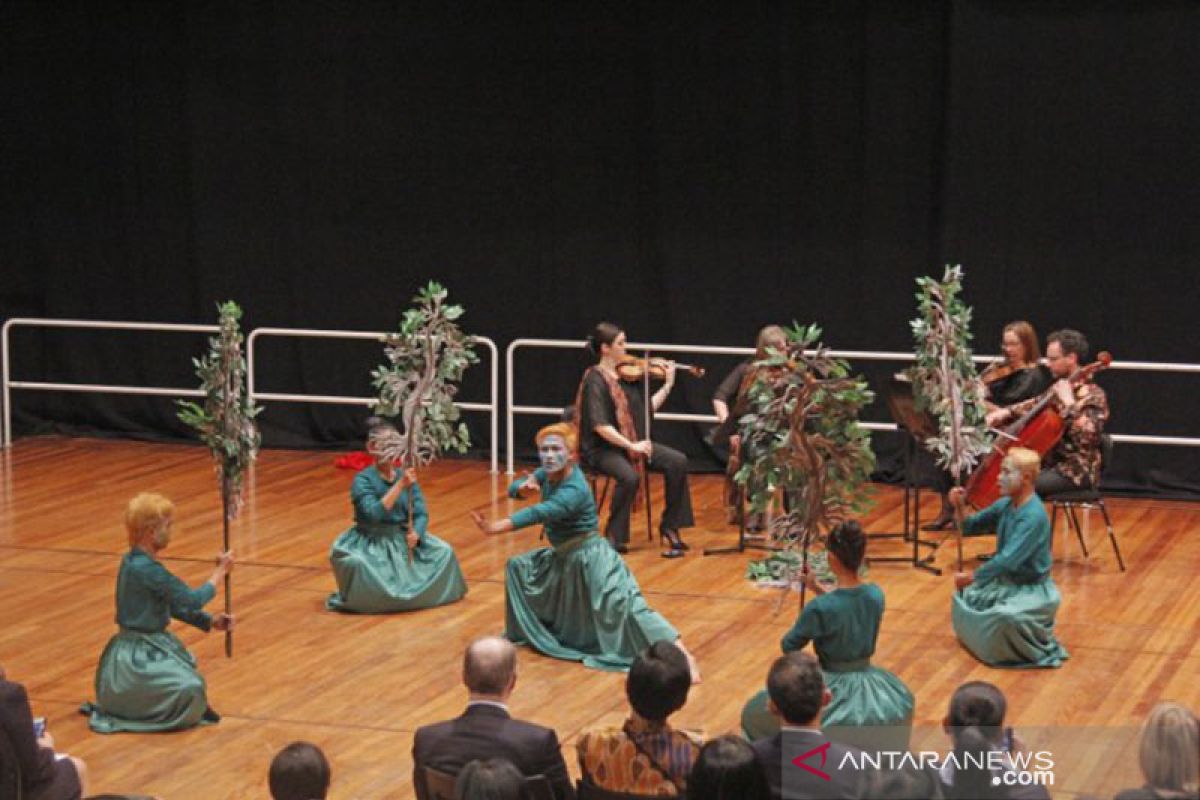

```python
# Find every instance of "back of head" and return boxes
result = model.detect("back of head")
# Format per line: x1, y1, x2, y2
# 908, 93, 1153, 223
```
626, 640, 691, 723
269, 741, 330, 800
463, 636, 517, 697
1139, 700, 1199, 794
688, 735, 769, 800
946, 682, 1008, 800
826, 520, 867, 572
454, 758, 525, 800
587, 322, 622, 357
863, 765, 946, 800
766, 652, 824, 726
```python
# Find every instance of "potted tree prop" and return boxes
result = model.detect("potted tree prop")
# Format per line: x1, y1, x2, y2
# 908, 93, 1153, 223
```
177, 301, 262, 658
736, 323, 876, 610
908, 265, 993, 575
369, 281, 478, 559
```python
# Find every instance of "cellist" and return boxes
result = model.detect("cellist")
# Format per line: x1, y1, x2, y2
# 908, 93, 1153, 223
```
985, 329, 1109, 495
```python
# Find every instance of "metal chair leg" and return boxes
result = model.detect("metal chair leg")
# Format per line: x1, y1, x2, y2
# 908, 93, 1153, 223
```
1065, 503, 1090, 557
643, 468, 654, 541
1097, 498, 1126, 572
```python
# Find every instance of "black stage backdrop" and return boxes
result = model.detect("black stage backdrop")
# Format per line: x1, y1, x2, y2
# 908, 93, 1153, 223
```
2, 1, 1197, 497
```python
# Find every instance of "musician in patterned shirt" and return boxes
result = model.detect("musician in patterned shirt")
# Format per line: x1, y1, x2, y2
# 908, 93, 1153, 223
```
986, 329, 1108, 495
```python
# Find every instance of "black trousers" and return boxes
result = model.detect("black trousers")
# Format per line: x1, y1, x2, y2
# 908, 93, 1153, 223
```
584, 444, 695, 544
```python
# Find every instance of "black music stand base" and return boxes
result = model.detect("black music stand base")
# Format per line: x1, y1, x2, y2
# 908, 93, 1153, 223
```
704, 494, 780, 557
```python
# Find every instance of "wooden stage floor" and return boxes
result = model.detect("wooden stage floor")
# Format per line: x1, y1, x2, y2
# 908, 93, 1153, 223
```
1, 437, 1196, 798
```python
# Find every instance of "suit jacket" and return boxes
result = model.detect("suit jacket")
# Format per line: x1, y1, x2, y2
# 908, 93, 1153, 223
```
752, 729, 864, 800
412, 703, 574, 800
0, 679, 81, 800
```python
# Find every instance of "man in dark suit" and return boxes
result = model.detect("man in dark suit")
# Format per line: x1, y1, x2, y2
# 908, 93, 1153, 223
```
412, 636, 574, 800
1, 664, 88, 800
750, 652, 866, 800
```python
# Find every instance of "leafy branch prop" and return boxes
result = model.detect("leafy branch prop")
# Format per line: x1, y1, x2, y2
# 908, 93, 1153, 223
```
177, 301, 261, 657
736, 323, 876, 610
908, 265, 993, 573
371, 282, 478, 556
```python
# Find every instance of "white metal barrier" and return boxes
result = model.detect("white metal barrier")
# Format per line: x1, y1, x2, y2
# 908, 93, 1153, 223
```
504, 338, 1200, 475
246, 328, 500, 473
1, 318, 219, 448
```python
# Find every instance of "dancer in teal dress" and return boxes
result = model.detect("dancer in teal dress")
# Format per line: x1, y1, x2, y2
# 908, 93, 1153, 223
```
741, 521, 914, 751
82, 492, 235, 733
327, 418, 467, 613
471, 422, 700, 678
950, 447, 1068, 668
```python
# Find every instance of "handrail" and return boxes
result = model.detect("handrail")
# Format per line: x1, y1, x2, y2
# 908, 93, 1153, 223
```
246, 327, 500, 473
504, 337, 1200, 474
2, 318, 220, 447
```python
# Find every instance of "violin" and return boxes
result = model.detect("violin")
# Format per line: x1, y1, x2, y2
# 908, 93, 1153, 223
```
979, 358, 1019, 386
615, 356, 706, 382
964, 351, 1112, 509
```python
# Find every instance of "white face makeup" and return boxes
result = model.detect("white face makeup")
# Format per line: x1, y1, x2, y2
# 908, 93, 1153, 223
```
538, 434, 570, 473
998, 460, 1024, 496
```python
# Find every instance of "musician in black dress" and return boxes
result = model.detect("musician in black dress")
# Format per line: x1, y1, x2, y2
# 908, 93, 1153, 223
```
575, 322, 694, 557
924, 321, 1051, 530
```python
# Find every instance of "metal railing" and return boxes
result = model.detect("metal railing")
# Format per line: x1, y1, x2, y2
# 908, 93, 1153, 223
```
246, 328, 500, 473
504, 338, 1200, 474
1, 318, 219, 448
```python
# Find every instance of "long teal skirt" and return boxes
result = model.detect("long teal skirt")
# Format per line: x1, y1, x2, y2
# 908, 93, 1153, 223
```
741, 661, 914, 751
952, 577, 1068, 668
504, 533, 678, 671
84, 629, 210, 734
327, 529, 467, 613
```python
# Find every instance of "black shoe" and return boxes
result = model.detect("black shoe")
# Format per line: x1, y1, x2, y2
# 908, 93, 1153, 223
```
609, 538, 629, 554
202, 706, 221, 723
921, 513, 954, 531
660, 548, 684, 559
660, 527, 687, 553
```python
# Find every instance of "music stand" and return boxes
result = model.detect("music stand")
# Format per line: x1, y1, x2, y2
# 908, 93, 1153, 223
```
703, 433, 780, 557
867, 376, 942, 575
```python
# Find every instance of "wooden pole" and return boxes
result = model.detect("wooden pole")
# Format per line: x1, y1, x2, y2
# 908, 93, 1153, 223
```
221, 474, 233, 658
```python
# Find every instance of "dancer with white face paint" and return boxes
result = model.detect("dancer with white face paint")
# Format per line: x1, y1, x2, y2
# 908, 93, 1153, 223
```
472, 423, 700, 679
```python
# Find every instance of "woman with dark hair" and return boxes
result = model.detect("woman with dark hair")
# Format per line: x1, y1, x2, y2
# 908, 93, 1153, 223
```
740, 521, 913, 751
454, 758, 525, 800
940, 681, 1050, 800
472, 424, 699, 677
688, 735, 770, 800
326, 417, 467, 613
575, 322, 695, 556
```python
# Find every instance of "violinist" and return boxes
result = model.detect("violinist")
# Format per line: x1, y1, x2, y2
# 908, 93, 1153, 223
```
987, 329, 1109, 495
575, 322, 695, 557
924, 321, 1051, 530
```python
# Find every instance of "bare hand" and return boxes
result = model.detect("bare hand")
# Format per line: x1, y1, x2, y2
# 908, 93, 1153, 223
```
406, 532, 421, 549
954, 571, 974, 590
37, 732, 54, 750
216, 550, 235, 574
399, 468, 418, 489
519, 472, 539, 493
799, 565, 820, 592
628, 440, 653, 457
948, 487, 967, 510
663, 361, 677, 385
985, 408, 1008, 428
469, 510, 496, 535
212, 613, 236, 632
1053, 379, 1075, 407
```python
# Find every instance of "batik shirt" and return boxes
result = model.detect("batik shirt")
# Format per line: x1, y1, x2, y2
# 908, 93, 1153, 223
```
1009, 381, 1108, 487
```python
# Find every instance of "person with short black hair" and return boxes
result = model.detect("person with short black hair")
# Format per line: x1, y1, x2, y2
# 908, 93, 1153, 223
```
749, 652, 866, 800
939, 681, 1049, 800
413, 637, 573, 800
574, 322, 695, 556
326, 417, 467, 613
740, 521, 913, 752
987, 328, 1108, 495
689, 735, 769, 800
454, 758, 525, 800
577, 641, 703, 796
268, 741, 330, 800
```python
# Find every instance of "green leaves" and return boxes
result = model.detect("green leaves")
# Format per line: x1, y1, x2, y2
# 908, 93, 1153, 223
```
909, 266, 993, 482
176, 300, 262, 520
372, 281, 478, 468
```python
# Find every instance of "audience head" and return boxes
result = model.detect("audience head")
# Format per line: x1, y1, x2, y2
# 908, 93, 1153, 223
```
688, 735, 769, 800
463, 636, 518, 700
1137, 701, 1198, 795
626, 640, 692, 724
268, 741, 330, 800
862, 765, 946, 800
944, 681, 1008, 800
1002, 321, 1041, 365
454, 758, 525, 800
125, 493, 175, 550
766, 652, 828, 727
755, 325, 788, 359
587, 322, 625, 361
826, 520, 867, 573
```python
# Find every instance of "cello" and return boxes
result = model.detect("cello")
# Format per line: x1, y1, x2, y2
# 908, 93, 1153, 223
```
964, 351, 1112, 509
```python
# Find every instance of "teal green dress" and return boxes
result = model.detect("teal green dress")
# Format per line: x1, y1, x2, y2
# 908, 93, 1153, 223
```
503, 465, 678, 671
741, 583, 914, 751
326, 467, 467, 613
83, 548, 218, 733
952, 494, 1068, 668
